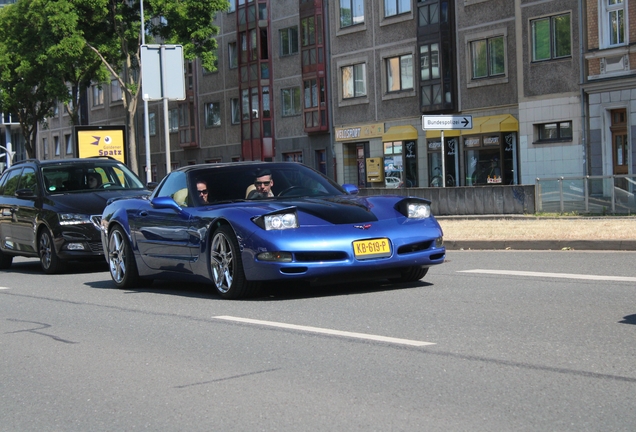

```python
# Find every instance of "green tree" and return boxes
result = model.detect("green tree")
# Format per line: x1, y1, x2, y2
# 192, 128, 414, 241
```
0, 0, 92, 159
74, 0, 228, 173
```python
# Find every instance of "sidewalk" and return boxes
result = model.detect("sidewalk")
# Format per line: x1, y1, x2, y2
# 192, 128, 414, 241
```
437, 215, 636, 251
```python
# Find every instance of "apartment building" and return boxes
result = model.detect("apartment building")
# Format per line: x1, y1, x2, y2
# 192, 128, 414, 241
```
583, 0, 635, 181
32, 0, 634, 196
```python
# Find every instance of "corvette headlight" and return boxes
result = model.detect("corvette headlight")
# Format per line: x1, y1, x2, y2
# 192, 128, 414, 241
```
264, 213, 298, 230
58, 213, 91, 225
407, 203, 431, 219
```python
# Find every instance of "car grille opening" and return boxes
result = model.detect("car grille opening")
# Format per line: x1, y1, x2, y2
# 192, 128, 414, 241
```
294, 251, 348, 262
397, 240, 434, 255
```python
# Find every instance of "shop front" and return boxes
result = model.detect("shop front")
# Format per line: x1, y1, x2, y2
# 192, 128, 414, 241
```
335, 123, 384, 187
425, 114, 519, 186
382, 125, 419, 187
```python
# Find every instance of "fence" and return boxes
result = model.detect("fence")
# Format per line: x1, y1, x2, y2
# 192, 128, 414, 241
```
535, 175, 636, 214
358, 184, 535, 215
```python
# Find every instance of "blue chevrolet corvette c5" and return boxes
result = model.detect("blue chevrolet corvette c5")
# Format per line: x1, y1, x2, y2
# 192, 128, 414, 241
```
100, 162, 445, 299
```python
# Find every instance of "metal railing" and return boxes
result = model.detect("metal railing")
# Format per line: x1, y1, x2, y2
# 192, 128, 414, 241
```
536, 175, 636, 214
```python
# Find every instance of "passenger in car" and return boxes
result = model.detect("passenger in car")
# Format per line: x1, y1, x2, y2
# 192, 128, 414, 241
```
87, 173, 102, 189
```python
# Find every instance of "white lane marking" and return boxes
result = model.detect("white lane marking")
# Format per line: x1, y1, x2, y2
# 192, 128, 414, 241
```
459, 269, 636, 282
0, 287, 9, 290
214, 315, 435, 347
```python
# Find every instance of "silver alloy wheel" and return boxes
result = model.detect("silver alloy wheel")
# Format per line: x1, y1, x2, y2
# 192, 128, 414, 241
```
39, 231, 52, 269
210, 231, 234, 293
108, 228, 126, 284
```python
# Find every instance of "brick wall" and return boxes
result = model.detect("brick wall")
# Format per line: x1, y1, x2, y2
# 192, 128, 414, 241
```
587, 1, 598, 50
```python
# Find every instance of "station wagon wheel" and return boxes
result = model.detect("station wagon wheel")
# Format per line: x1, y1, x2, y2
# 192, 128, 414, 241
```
209, 225, 260, 299
108, 225, 142, 289
389, 266, 429, 283
38, 228, 66, 274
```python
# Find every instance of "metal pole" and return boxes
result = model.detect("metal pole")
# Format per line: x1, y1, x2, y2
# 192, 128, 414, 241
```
441, 130, 446, 188
160, 46, 171, 174
4, 125, 12, 169
140, 0, 152, 184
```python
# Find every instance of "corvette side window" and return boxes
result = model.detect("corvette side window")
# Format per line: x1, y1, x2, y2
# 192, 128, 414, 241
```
156, 171, 188, 203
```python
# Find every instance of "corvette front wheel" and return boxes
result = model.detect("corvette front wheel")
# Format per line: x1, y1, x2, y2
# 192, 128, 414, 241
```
108, 225, 142, 289
210, 225, 260, 299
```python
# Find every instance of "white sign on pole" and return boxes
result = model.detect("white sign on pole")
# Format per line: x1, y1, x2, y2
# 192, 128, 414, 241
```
141, 45, 186, 101
422, 115, 473, 130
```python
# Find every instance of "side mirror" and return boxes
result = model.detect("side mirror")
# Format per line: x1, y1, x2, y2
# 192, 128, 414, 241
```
15, 188, 35, 198
342, 184, 359, 195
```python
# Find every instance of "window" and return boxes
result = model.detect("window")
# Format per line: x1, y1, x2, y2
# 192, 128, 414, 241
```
227, 0, 235, 12
418, 0, 441, 27
111, 79, 122, 102
205, 102, 221, 127
386, 54, 413, 92
65, 134, 72, 155
228, 42, 238, 69
282, 88, 301, 117
384, 0, 411, 17
340, 0, 364, 28
54, 136, 60, 156
149, 112, 156, 136
602, 0, 626, 47
279, 27, 298, 56
531, 14, 571, 62
92, 85, 103, 107
342, 63, 366, 99
231, 98, 241, 124
43, 137, 48, 158
169, 108, 179, 132
470, 36, 505, 79
420, 43, 440, 81
537, 121, 572, 142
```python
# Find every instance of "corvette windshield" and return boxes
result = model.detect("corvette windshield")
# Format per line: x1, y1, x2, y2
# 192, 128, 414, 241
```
42, 162, 145, 194
189, 163, 345, 203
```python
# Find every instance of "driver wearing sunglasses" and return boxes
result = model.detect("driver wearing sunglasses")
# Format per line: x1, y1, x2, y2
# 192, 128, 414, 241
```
246, 169, 274, 199
197, 180, 209, 204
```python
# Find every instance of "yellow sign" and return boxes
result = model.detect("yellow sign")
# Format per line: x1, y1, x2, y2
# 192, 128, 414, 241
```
75, 126, 126, 164
366, 157, 384, 182
335, 123, 384, 142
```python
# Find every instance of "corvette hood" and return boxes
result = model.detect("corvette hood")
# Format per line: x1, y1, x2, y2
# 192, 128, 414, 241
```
268, 195, 381, 224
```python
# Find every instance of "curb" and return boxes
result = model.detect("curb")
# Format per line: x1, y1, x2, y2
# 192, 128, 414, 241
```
444, 240, 636, 251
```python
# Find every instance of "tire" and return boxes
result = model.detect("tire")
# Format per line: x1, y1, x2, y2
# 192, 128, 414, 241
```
389, 266, 429, 283
0, 249, 13, 269
209, 225, 260, 299
39, 228, 66, 274
107, 225, 142, 289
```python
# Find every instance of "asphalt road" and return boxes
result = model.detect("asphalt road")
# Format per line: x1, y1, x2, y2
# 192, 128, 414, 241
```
1, 252, 635, 431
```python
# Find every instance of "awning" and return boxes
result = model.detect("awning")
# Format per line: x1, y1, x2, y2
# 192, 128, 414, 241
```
425, 129, 460, 139
382, 125, 418, 142
461, 116, 490, 135
425, 114, 519, 137
480, 114, 518, 134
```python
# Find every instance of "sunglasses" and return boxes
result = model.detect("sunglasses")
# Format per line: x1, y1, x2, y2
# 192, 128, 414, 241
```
198, 189, 208, 194
254, 181, 271, 186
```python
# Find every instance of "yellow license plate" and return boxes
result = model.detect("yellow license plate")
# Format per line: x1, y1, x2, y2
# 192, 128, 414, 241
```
353, 238, 391, 259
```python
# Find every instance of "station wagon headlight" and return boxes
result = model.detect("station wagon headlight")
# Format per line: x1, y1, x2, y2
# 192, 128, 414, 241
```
58, 213, 91, 225
264, 213, 298, 230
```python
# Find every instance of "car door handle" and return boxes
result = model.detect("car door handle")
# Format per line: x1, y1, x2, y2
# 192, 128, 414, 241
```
139, 211, 148, 217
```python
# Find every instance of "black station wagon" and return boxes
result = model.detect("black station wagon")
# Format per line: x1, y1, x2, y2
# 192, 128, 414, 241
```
0, 158, 148, 274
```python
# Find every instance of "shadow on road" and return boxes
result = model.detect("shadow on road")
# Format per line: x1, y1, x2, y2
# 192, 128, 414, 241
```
619, 314, 636, 325
86, 277, 432, 301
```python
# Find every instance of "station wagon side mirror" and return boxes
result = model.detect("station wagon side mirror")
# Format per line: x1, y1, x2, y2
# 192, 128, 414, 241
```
15, 188, 35, 198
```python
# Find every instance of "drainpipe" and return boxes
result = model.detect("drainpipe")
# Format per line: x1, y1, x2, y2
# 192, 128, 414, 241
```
323, 0, 337, 182
579, 0, 588, 176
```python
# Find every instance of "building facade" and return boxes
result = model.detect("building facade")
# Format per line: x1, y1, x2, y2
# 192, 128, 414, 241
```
24, 1, 634, 201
